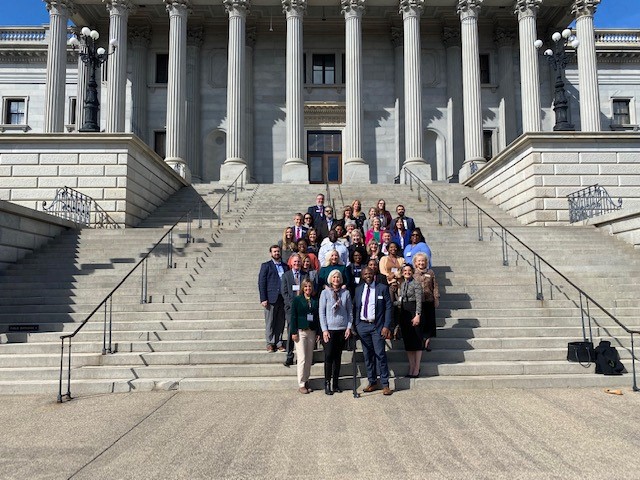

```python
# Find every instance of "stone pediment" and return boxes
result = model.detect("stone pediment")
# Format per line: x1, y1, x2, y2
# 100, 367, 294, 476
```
304, 102, 346, 127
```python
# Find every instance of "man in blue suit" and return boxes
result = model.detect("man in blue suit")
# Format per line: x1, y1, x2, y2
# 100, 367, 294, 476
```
258, 245, 289, 352
353, 267, 393, 395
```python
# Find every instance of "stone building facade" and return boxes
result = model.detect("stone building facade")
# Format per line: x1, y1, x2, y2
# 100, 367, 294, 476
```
0, 0, 638, 185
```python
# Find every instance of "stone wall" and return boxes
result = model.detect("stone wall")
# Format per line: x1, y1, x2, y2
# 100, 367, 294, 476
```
0, 199, 77, 270
0, 134, 187, 227
463, 132, 640, 226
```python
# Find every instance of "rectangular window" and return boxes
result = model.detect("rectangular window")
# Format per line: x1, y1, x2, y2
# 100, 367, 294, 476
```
341, 53, 346, 84
312, 54, 335, 85
479, 54, 490, 84
69, 97, 77, 125
483, 130, 493, 161
612, 99, 631, 125
154, 131, 166, 158
5, 99, 26, 125
156, 53, 169, 84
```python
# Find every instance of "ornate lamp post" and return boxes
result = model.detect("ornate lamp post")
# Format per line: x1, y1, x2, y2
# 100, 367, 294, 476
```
68, 27, 118, 132
535, 29, 580, 131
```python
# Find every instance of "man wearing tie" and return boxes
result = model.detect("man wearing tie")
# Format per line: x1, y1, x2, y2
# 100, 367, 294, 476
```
258, 245, 289, 352
292, 213, 309, 242
316, 206, 336, 241
354, 267, 393, 395
281, 254, 309, 366
307, 193, 326, 225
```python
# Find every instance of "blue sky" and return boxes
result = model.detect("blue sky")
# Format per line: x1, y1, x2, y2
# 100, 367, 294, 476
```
0, 0, 638, 28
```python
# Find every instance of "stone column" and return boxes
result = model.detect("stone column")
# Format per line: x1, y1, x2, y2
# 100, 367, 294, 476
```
128, 27, 151, 142
457, 0, 484, 182
573, 0, 601, 132
391, 27, 405, 180
104, 0, 134, 133
164, 0, 191, 181
220, 0, 249, 183
245, 27, 256, 177
400, 0, 431, 182
281, 0, 308, 183
74, 27, 89, 131
44, 0, 75, 133
443, 26, 464, 181
515, 0, 541, 133
186, 27, 204, 181
495, 26, 517, 147
342, 0, 370, 183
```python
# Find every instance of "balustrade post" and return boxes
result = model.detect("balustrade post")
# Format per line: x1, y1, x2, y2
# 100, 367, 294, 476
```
631, 333, 638, 392
66, 340, 72, 399
57, 340, 65, 403
477, 210, 483, 241
218, 201, 222, 226
501, 227, 509, 266
102, 302, 108, 355
437, 204, 442, 226
227, 191, 231, 213
107, 296, 113, 353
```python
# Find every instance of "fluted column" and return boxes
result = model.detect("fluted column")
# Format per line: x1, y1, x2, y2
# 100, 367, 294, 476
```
458, 0, 484, 182
391, 27, 405, 179
495, 26, 517, 147
104, 0, 134, 133
573, 0, 601, 131
400, 0, 431, 182
341, 0, 370, 183
281, 0, 308, 183
220, 0, 249, 183
443, 26, 464, 181
44, 0, 74, 133
186, 27, 204, 181
128, 27, 150, 142
245, 28, 256, 177
515, 0, 541, 133
164, 0, 191, 181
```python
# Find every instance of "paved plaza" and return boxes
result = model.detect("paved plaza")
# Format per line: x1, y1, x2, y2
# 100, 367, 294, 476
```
0, 386, 638, 479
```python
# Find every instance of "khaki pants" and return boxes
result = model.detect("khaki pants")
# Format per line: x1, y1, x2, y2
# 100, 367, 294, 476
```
295, 329, 316, 387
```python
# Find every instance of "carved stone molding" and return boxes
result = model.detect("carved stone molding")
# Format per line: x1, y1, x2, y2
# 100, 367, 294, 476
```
399, 0, 424, 18
572, 0, 600, 18
494, 26, 516, 47
128, 26, 151, 48
341, 0, 365, 18
282, 0, 306, 16
514, 0, 541, 19
164, 0, 192, 16
44, 0, 76, 16
304, 103, 346, 127
457, 0, 482, 20
104, 0, 137, 15
391, 26, 403, 48
224, 0, 250, 17
187, 26, 204, 47
246, 26, 257, 48
442, 26, 461, 48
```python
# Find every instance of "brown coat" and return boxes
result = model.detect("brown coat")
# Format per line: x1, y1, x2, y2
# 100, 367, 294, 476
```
414, 268, 439, 303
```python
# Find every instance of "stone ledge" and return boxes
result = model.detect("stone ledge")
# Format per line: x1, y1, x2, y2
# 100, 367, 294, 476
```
0, 199, 78, 230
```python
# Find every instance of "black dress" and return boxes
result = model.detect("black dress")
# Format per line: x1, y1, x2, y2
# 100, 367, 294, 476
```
397, 281, 424, 352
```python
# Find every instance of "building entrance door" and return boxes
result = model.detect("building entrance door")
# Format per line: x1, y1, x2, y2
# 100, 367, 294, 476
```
307, 131, 342, 184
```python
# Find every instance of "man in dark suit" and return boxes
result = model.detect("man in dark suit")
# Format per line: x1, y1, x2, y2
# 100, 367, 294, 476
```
307, 193, 326, 225
258, 245, 289, 352
291, 213, 309, 242
395, 204, 416, 232
354, 267, 393, 395
316, 206, 337, 241
280, 254, 309, 366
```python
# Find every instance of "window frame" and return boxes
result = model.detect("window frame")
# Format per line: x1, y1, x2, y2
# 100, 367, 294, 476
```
611, 98, 634, 127
155, 52, 170, 85
304, 51, 345, 89
154, 130, 167, 158
0, 96, 30, 132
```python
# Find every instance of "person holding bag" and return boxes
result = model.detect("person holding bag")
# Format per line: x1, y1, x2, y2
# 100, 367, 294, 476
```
290, 279, 320, 394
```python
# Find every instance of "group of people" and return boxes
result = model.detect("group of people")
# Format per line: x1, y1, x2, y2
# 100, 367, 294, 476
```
257, 193, 440, 396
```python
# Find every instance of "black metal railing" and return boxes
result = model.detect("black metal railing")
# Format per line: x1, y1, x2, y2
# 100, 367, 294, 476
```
567, 184, 622, 223
43, 186, 120, 228
403, 168, 461, 226
57, 168, 247, 402
462, 196, 639, 392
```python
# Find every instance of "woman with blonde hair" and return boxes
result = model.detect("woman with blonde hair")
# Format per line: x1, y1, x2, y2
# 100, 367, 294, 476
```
278, 227, 297, 263
290, 279, 320, 394
351, 199, 366, 230
413, 251, 439, 352
319, 269, 353, 395
318, 249, 351, 290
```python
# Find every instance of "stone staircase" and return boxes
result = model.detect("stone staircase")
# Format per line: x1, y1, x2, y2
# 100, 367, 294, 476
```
0, 182, 637, 396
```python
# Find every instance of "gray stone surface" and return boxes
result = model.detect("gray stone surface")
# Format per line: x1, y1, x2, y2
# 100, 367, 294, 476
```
0, 388, 638, 479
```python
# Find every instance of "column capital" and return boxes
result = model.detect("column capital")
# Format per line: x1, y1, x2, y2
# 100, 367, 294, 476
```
104, 0, 136, 15
442, 25, 461, 47
457, 0, 482, 20
572, 0, 599, 18
165, 0, 192, 16
45, 0, 76, 16
187, 26, 204, 47
224, 0, 250, 17
246, 26, 257, 48
282, 0, 306, 17
514, 0, 541, 19
129, 26, 151, 48
494, 26, 516, 47
342, 0, 365, 18
391, 26, 403, 47
399, 0, 424, 18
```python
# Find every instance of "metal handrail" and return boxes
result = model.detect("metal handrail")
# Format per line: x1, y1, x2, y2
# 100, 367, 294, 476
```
403, 168, 461, 226
567, 184, 622, 223
43, 186, 120, 228
57, 168, 247, 402
462, 196, 639, 392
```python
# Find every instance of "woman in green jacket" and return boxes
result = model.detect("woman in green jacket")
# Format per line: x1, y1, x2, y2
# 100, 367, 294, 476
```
290, 279, 320, 394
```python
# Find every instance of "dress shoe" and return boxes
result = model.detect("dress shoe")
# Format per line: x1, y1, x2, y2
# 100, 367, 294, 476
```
277, 345, 286, 352
325, 381, 334, 395
283, 358, 294, 367
332, 381, 342, 394
363, 383, 379, 393
266, 344, 275, 353
382, 386, 393, 396
304, 382, 313, 393
298, 386, 309, 394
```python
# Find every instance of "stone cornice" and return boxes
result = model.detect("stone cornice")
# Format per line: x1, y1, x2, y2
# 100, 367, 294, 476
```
304, 103, 346, 127
572, 0, 600, 18
514, 0, 541, 19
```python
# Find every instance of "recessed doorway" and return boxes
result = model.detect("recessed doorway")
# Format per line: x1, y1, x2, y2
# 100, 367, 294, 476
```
307, 130, 342, 184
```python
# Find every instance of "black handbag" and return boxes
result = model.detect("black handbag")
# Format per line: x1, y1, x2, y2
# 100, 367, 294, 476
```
567, 341, 595, 367
595, 340, 626, 375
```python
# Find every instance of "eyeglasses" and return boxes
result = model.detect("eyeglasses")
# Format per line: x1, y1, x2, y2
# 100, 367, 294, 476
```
410, 233, 419, 237
325, 210, 333, 213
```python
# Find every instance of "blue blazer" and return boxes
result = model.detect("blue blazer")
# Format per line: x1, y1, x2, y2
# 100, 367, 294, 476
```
258, 260, 289, 304
353, 282, 393, 331
391, 230, 412, 251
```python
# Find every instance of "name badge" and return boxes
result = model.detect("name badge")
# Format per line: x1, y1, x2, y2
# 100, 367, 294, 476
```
307, 314, 314, 322
398, 296, 402, 302
355, 277, 361, 284
406, 251, 412, 256
377, 295, 383, 300
391, 268, 398, 273
292, 285, 300, 292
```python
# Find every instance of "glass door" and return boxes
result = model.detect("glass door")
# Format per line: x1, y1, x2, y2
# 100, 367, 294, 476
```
307, 131, 342, 184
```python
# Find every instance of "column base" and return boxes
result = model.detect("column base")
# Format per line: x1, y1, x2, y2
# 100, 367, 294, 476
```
281, 159, 309, 184
220, 160, 248, 184
402, 159, 432, 184
165, 157, 192, 184
342, 160, 370, 184
459, 157, 486, 183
